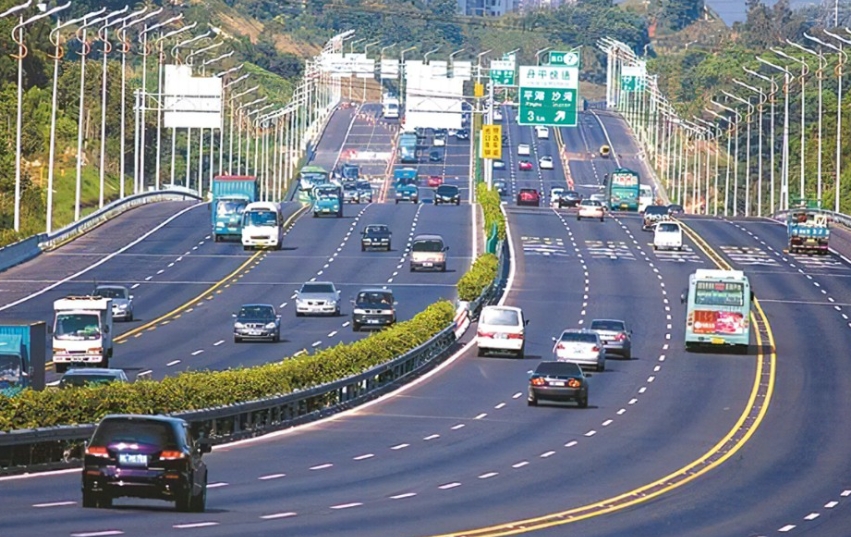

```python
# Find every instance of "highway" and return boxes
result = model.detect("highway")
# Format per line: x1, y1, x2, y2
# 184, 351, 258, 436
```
3, 104, 851, 537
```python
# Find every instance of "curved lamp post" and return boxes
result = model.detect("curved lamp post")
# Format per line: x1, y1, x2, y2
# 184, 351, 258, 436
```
743, 67, 778, 215
816, 30, 850, 213
722, 90, 755, 217
757, 56, 793, 211
788, 38, 826, 202
711, 98, 742, 216
771, 47, 810, 200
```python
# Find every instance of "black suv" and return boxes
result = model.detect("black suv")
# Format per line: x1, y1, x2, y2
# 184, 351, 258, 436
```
233, 303, 281, 342
558, 190, 582, 208
361, 224, 392, 251
434, 185, 461, 205
643, 205, 670, 231
351, 288, 397, 331
82, 414, 210, 511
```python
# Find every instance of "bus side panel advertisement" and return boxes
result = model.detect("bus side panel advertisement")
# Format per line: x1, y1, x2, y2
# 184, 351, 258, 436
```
693, 310, 745, 335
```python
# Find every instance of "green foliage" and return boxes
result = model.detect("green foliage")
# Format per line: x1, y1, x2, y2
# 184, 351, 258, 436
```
477, 181, 506, 240
0, 301, 455, 431
658, 0, 704, 32
457, 253, 499, 301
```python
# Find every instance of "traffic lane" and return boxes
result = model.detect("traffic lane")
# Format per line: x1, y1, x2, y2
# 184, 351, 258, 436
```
308, 105, 359, 172
337, 104, 396, 178
592, 110, 644, 157
0, 201, 201, 308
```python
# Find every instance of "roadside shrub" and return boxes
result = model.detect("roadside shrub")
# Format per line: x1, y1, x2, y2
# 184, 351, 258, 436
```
456, 253, 499, 301
477, 181, 506, 240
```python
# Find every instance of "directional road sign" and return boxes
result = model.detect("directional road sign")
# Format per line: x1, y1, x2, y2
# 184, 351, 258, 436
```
481, 124, 502, 160
545, 50, 580, 68
517, 65, 579, 127
621, 63, 646, 92
489, 59, 515, 87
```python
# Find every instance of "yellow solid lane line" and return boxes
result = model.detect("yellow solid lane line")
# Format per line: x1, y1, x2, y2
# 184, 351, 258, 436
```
427, 221, 777, 537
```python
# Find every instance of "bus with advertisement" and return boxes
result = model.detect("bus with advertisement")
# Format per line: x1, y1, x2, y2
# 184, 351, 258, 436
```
398, 131, 418, 163
299, 165, 330, 192
605, 167, 640, 211
683, 269, 752, 351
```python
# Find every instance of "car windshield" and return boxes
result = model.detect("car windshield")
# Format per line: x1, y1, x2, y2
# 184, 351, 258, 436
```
645, 206, 668, 215
91, 419, 178, 450
535, 361, 582, 377
437, 186, 458, 195
54, 313, 101, 340
315, 188, 339, 199
481, 308, 520, 326
60, 373, 122, 388
412, 240, 444, 252
301, 283, 335, 294
565, 191, 580, 198
344, 183, 357, 191
541, 157, 552, 161
238, 306, 275, 320
357, 292, 393, 305
560, 332, 598, 344
244, 210, 278, 226
357, 182, 371, 190
94, 287, 126, 299
657, 223, 680, 233
366, 226, 388, 234
341, 166, 358, 179
582, 200, 601, 206
216, 200, 247, 216
591, 320, 625, 331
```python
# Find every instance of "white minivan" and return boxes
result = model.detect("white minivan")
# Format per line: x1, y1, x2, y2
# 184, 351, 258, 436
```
476, 305, 528, 358
535, 126, 549, 139
653, 221, 683, 251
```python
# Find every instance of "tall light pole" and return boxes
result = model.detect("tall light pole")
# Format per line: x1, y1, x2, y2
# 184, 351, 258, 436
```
237, 96, 267, 174
535, 46, 551, 65
362, 40, 380, 100
812, 30, 848, 213
118, 7, 160, 200
423, 45, 441, 65
246, 102, 275, 178
137, 14, 183, 193
734, 78, 767, 217
744, 67, 777, 216
707, 109, 731, 216
758, 56, 793, 211
230, 86, 259, 174
788, 39, 825, 203
771, 47, 810, 200
196, 49, 232, 197
45, 7, 107, 234
722, 91, 754, 217
222, 73, 250, 175
8, 0, 70, 232
711, 99, 741, 216
400, 45, 416, 113
95, 7, 130, 209
380, 43, 396, 59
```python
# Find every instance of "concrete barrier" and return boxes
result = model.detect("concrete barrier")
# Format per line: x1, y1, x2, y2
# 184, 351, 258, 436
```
0, 234, 46, 274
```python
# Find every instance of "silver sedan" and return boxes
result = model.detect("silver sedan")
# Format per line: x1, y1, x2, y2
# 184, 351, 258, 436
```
589, 319, 632, 359
295, 281, 341, 316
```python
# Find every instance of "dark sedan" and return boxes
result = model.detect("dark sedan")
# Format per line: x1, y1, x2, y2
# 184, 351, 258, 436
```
82, 414, 210, 511
361, 224, 392, 251
558, 190, 582, 208
528, 361, 589, 408
233, 303, 281, 342
351, 288, 397, 332
434, 184, 461, 205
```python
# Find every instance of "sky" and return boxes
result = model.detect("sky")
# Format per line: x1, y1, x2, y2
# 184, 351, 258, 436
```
705, 0, 821, 25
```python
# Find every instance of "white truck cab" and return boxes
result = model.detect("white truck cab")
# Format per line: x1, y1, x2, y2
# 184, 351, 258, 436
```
52, 296, 114, 373
241, 201, 284, 250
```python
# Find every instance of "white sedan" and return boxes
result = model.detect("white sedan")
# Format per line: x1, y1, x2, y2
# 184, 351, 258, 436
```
577, 199, 606, 221
433, 136, 446, 147
517, 144, 531, 156
539, 156, 554, 170
552, 329, 606, 372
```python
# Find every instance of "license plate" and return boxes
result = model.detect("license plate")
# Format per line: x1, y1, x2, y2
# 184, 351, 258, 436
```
496, 333, 508, 339
422, 262, 433, 267
549, 381, 565, 386
367, 319, 380, 324
711, 337, 724, 344
248, 330, 262, 336
119, 453, 147, 466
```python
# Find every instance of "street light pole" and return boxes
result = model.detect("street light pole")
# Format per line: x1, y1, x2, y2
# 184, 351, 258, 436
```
812, 30, 848, 213
707, 109, 731, 216
758, 56, 793, 211
535, 46, 551, 65
711, 99, 742, 216
722, 91, 754, 217
744, 67, 777, 216
771, 47, 809, 200
423, 46, 441, 65
734, 78, 767, 217
221, 72, 249, 175
789, 39, 825, 202
230, 85, 258, 174
400, 46, 416, 115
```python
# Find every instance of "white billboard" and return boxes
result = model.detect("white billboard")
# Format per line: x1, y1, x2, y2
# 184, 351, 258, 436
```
163, 65, 223, 129
430, 60, 448, 78
404, 61, 463, 130
380, 59, 399, 79
451, 61, 472, 80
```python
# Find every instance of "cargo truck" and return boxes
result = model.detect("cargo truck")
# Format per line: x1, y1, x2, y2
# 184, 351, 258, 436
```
211, 175, 259, 242
0, 321, 46, 395
787, 199, 829, 255
52, 296, 114, 373
394, 168, 419, 204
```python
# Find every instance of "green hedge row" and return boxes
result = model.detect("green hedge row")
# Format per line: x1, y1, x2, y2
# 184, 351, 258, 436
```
0, 301, 455, 432
477, 181, 506, 240
456, 253, 499, 302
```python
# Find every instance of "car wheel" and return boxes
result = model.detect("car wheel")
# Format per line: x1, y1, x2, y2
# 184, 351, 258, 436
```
395, 200, 399, 204
176, 486, 193, 512
234, 336, 241, 343
600, 216, 604, 222
295, 311, 303, 317
352, 322, 360, 332
127, 312, 133, 322
82, 490, 102, 508
597, 361, 606, 372
577, 216, 581, 221
624, 349, 631, 360
578, 395, 589, 408
335, 307, 341, 317
476, 346, 485, 357
190, 478, 207, 513
55, 363, 68, 374
361, 244, 366, 252
456, 200, 460, 206
527, 396, 538, 407
516, 346, 525, 359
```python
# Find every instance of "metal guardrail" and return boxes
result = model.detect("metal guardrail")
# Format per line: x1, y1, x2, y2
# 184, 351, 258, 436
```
772, 208, 851, 231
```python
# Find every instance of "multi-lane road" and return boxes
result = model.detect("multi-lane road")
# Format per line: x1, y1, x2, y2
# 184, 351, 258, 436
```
2, 103, 851, 537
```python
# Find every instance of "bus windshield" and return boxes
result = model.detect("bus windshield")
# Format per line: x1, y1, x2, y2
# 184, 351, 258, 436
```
243, 210, 278, 227
694, 281, 744, 307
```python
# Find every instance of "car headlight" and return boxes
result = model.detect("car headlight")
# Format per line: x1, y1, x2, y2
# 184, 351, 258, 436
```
265, 322, 277, 329
353, 308, 367, 315
116, 304, 127, 310
216, 222, 224, 227
234, 322, 245, 329
296, 298, 305, 304
379, 309, 393, 315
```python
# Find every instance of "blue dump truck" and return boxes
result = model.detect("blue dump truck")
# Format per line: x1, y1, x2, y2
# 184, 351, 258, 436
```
787, 199, 830, 255
313, 184, 343, 217
211, 175, 259, 242
0, 321, 46, 396
394, 168, 419, 204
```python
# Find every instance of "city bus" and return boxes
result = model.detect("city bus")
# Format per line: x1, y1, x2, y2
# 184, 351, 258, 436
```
398, 131, 418, 163
299, 165, 330, 192
683, 269, 752, 351
605, 167, 641, 211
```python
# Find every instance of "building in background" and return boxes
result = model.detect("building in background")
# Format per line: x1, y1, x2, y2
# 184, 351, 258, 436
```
457, 0, 520, 16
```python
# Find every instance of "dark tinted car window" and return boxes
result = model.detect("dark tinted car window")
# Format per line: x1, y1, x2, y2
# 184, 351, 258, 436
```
412, 240, 444, 252
535, 361, 582, 377
657, 223, 680, 233
590, 320, 625, 331
302, 283, 335, 293
59, 374, 122, 388
238, 306, 275, 319
436, 185, 459, 196
645, 206, 668, 215
357, 292, 393, 305
92, 419, 179, 449
560, 332, 598, 343
94, 287, 127, 299
366, 225, 388, 234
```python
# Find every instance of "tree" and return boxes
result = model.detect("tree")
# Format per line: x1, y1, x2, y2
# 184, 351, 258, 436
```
659, 0, 704, 32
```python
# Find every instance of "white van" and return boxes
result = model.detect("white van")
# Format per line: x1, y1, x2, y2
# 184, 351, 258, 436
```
535, 126, 549, 140
241, 201, 284, 251
410, 234, 448, 272
653, 221, 683, 251
476, 306, 528, 358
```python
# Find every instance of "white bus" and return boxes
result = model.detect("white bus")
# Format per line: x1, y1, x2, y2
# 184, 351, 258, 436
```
383, 98, 400, 119
241, 201, 283, 251
638, 184, 655, 213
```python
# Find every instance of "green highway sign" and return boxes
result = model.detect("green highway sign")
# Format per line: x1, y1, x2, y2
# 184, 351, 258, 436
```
518, 88, 578, 127
545, 50, 580, 68
489, 59, 515, 86
620, 64, 646, 92
517, 65, 579, 127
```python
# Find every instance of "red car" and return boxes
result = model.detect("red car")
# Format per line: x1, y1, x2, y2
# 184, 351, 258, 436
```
517, 188, 540, 206
427, 175, 443, 187
518, 160, 533, 171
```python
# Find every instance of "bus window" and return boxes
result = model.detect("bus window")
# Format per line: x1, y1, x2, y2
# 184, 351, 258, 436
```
684, 269, 751, 351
